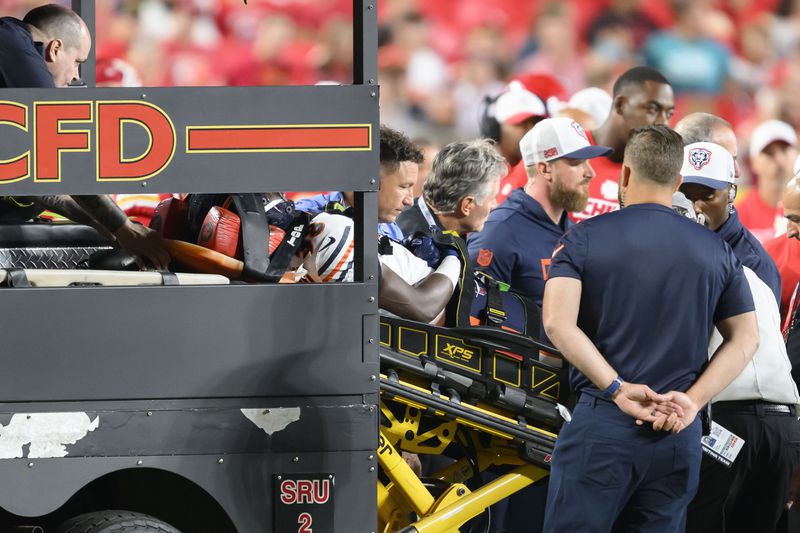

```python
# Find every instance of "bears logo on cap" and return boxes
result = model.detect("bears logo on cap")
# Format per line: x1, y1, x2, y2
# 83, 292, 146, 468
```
689, 148, 712, 170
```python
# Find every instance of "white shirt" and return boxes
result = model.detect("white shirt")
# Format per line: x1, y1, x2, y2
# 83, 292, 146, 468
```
711, 267, 800, 408
379, 240, 433, 285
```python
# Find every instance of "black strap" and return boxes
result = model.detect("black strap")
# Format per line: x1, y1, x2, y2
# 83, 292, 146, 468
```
474, 272, 507, 326
6, 268, 30, 287
230, 194, 271, 282
513, 290, 541, 338
264, 211, 311, 282
378, 235, 393, 255
159, 271, 179, 285
431, 232, 473, 328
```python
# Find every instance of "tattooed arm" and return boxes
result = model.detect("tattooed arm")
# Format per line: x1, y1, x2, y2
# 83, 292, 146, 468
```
27, 195, 115, 239
72, 195, 171, 270
26, 194, 171, 270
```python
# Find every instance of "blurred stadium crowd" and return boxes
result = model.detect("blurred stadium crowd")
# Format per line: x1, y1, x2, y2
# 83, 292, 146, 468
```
4, 0, 800, 185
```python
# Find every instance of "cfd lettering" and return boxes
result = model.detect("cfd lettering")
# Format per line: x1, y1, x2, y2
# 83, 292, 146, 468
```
0, 100, 175, 183
280, 479, 331, 505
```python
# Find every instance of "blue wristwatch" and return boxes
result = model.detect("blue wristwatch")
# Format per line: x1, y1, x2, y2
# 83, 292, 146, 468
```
603, 376, 624, 399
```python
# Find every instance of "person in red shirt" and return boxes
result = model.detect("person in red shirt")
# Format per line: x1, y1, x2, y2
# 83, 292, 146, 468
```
738, 119, 798, 243
574, 66, 675, 221
764, 172, 800, 325
486, 82, 548, 205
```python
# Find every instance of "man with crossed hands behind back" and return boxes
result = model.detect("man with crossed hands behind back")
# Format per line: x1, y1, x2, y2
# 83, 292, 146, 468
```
542, 125, 759, 532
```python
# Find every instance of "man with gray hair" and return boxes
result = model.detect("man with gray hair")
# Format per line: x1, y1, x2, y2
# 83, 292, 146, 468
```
467, 117, 612, 309
396, 139, 505, 239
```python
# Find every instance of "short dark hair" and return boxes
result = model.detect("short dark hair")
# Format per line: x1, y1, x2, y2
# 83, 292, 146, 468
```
624, 125, 684, 186
380, 125, 423, 173
612, 66, 671, 97
674, 112, 732, 146
23, 4, 83, 49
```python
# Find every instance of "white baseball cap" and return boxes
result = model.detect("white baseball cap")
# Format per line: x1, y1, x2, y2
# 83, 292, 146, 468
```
569, 88, 612, 126
494, 81, 547, 125
681, 142, 735, 190
520, 117, 612, 166
749, 119, 797, 160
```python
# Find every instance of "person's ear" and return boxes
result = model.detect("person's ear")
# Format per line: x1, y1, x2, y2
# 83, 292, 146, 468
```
459, 195, 474, 217
729, 184, 737, 203
673, 175, 684, 193
620, 164, 631, 188
45, 39, 63, 63
537, 161, 553, 182
613, 95, 626, 116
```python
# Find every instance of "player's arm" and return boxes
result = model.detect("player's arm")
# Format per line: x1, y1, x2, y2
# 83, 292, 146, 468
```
71, 195, 171, 270
379, 257, 459, 324
543, 277, 677, 424
28, 195, 112, 236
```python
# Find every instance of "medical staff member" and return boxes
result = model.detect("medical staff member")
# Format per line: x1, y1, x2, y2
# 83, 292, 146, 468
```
542, 125, 759, 532
467, 117, 612, 309
675, 113, 782, 307
678, 141, 800, 533
295, 125, 422, 241
396, 139, 503, 239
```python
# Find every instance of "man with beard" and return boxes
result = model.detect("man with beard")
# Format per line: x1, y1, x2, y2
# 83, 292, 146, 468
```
468, 117, 612, 310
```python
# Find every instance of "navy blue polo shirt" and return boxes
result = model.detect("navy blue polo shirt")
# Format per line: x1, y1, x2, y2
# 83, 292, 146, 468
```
717, 209, 781, 307
549, 203, 754, 396
467, 188, 570, 307
0, 17, 55, 88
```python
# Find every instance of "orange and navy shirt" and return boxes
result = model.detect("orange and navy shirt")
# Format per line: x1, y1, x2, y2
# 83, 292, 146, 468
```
466, 188, 570, 307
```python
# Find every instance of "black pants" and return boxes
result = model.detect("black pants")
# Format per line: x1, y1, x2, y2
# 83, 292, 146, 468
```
686, 401, 800, 533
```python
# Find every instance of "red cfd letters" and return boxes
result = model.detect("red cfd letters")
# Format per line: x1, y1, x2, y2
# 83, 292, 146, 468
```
0, 100, 175, 183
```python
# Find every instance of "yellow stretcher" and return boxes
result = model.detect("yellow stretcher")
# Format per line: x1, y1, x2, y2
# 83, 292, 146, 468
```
377, 317, 568, 533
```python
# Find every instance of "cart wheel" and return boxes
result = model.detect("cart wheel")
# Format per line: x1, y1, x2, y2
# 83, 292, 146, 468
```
57, 510, 181, 533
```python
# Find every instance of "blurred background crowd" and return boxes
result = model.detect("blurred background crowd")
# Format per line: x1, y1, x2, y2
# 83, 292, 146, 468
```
3, 0, 800, 189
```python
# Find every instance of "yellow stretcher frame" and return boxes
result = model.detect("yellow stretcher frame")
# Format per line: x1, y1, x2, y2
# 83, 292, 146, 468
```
377, 372, 556, 533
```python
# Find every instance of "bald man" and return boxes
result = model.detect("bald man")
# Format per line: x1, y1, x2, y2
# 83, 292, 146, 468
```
0, 4, 170, 269
0, 3, 91, 88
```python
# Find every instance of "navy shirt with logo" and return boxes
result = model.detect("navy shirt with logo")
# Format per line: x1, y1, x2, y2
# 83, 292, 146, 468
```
467, 187, 570, 307
0, 17, 55, 88
549, 203, 754, 396
718, 208, 781, 307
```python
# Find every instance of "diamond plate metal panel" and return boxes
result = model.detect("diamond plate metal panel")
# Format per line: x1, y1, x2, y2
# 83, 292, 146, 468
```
0, 247, 112, 269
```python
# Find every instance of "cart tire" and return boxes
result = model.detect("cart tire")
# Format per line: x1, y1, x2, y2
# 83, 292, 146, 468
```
57, 510, 181, 533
